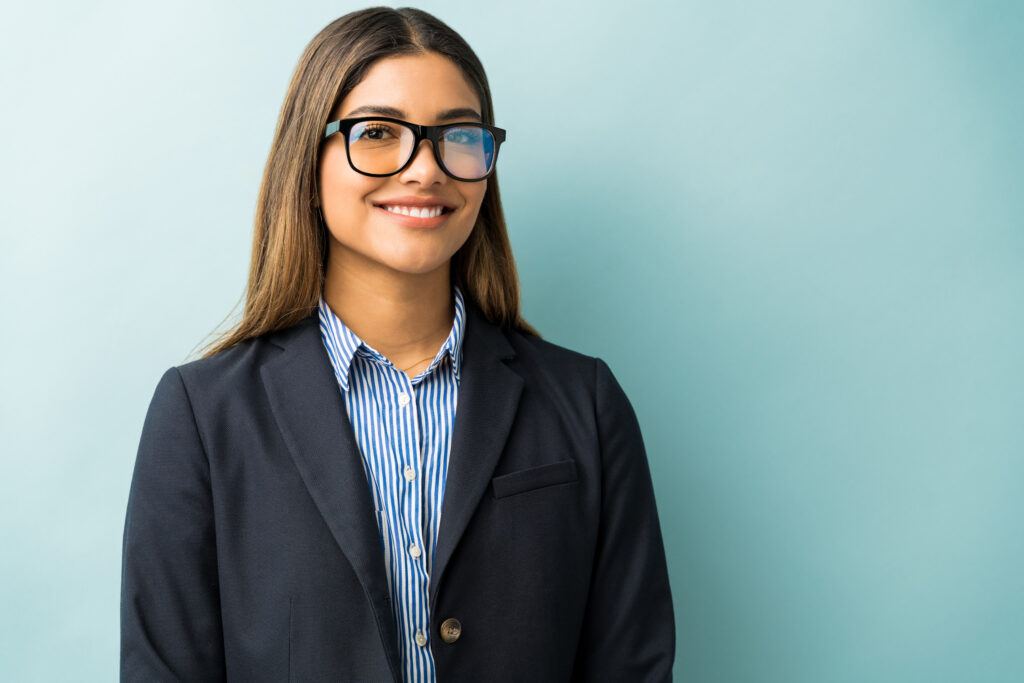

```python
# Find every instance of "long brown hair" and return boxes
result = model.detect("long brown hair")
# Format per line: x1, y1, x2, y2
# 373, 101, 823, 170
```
192, 6, 539, 361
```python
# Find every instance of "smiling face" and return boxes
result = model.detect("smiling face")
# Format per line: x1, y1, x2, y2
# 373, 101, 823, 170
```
317, 51, 488, 282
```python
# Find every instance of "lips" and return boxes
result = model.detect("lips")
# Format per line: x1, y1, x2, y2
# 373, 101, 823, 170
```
372, 195, 456, 210
373, 204, 451, 229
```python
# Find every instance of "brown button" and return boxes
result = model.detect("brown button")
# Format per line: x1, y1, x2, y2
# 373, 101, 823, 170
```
439, 617, 462, 643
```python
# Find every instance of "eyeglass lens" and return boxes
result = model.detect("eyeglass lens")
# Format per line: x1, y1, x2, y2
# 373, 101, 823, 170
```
347, 120, 496, 179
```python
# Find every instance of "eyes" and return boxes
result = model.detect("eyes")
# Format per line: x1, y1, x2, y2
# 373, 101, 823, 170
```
353, 123, 483, 146
335, 116, 501, 180
444, 128, 483, 145
358, 123, 397, 141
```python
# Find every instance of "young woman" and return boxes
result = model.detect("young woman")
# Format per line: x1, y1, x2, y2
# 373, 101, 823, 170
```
120, 7, 675, 682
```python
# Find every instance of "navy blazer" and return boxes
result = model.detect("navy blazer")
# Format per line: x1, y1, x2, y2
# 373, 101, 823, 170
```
121, 296, 675, 681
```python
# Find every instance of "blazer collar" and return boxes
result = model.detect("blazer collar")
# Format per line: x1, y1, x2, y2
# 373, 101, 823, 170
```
259, 293, 524, 679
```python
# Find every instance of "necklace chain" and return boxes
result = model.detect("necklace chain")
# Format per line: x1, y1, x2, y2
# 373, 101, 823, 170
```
400, 354, 436, 373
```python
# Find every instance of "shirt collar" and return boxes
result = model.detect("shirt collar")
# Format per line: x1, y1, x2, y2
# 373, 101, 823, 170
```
318, 284, 466, 392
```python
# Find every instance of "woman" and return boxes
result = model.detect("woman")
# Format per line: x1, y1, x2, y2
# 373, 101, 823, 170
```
120, 6, 675, 682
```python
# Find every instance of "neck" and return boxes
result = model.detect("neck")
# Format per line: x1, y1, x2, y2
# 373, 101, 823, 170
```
322, 252, 454, 369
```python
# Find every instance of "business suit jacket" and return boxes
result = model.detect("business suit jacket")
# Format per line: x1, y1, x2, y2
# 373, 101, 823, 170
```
121, 295, 676, 682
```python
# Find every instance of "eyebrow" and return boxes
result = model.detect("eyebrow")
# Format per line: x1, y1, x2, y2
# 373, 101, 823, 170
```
342, 105, 482, 122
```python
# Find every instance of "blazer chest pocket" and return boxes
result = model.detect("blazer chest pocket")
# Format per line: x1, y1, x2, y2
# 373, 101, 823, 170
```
491, 459, 578, 499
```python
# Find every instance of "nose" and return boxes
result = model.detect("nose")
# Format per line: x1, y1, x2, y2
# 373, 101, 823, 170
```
398, 138, 447, 185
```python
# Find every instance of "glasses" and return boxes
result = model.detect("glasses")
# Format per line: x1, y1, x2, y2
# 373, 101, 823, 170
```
323, 116, 506, 182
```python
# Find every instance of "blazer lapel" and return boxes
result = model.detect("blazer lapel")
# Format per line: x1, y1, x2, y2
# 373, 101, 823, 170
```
430, 300, 523, 612
259, 313, 402, 682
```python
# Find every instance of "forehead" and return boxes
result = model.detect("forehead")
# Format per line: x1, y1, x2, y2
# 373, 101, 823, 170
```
336, 52, 482, 123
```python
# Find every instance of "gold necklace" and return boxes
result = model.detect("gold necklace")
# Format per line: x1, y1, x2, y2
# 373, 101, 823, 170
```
400, 355, 436, 373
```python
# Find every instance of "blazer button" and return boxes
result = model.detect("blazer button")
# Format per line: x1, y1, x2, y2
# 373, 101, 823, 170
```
439, 617, 462, 643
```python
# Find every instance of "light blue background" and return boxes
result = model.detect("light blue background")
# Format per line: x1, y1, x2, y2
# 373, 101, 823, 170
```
1, 1, 1022, 681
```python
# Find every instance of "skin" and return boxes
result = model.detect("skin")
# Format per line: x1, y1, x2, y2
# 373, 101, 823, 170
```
316, 51, 488, 381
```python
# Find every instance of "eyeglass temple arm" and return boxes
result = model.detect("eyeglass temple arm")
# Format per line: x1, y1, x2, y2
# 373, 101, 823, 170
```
324, 121, 341, 138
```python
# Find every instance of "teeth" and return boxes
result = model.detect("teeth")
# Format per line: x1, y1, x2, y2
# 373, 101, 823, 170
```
382, 205, 445, 218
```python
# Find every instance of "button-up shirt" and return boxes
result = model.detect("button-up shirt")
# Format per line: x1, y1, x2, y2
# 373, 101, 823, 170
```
317, 284, 466, 682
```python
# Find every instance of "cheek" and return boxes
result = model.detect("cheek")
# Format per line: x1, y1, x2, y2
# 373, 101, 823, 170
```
317, 145, 344, 192
319, 152, 381, 210
463, 180, 487, 213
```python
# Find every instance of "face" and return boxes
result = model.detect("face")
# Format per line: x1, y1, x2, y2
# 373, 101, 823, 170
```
317, 52, 488, 280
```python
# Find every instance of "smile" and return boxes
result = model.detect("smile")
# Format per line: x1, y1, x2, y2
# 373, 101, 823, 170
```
374, 204, 452, 229
379, 205, 450, 218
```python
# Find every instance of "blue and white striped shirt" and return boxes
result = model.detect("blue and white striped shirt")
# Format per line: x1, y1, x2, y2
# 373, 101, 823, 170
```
317, 284, 466, 683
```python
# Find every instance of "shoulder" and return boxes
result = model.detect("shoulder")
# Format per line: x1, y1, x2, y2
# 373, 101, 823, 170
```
504, 327, 595, 377
499, 327, 628, 411
507, 328, 593, 363
155, 316, 312, 412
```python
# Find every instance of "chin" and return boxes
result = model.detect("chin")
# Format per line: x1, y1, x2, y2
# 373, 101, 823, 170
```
381, 255, 452, 276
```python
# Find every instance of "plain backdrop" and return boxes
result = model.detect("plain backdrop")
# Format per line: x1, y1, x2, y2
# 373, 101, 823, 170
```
1, 1, 1022, 681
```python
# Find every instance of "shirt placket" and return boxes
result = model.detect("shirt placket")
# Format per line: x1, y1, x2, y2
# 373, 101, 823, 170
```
388, 367, 434, 676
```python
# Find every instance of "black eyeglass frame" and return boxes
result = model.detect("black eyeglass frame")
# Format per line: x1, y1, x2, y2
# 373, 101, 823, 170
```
322, 116, 506, 182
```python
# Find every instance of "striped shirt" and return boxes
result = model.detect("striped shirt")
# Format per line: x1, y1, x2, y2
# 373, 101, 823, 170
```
317, 284, 466, 683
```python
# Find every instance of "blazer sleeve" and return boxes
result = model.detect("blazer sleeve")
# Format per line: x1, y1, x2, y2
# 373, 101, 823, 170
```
571, 357, 676, 682
120, 367, 226, 681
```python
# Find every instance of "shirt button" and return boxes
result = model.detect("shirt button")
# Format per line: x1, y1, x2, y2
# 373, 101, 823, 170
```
409, 543, 422, 559
415, 630, 427, 647
398, 392, 410, 406
404, 465, 416, 481
439, 617, 462, 643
